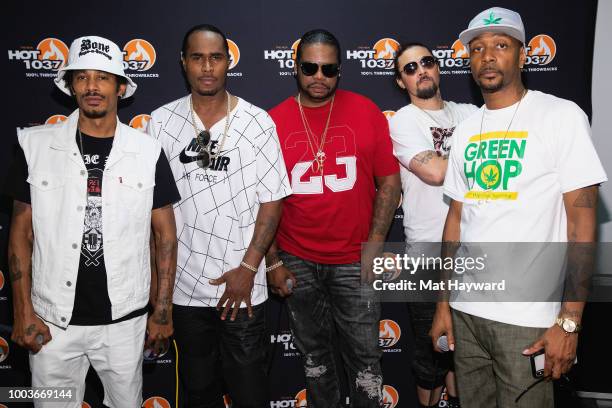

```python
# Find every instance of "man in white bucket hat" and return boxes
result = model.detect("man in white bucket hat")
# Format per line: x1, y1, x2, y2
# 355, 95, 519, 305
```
430, 7, 607, 407
7, 35, 180, 407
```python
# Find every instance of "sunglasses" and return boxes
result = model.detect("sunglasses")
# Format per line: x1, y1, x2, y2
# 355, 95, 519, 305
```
401, 56, 437, 75
299, 62, 340, 78
195, 130, 211, 168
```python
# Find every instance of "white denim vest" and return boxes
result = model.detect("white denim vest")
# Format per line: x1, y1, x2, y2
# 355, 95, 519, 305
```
18, 109, 161, 328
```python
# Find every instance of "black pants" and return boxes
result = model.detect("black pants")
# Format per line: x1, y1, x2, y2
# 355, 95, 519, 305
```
407, 302, 453, 390
173, 303, 269, 408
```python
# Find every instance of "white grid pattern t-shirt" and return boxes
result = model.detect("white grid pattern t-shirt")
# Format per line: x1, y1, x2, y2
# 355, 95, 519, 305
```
148, 95, 292, 307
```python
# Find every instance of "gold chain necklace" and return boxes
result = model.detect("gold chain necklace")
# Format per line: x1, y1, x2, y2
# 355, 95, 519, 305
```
297, 93, 335, 175
190, 91, 232, 162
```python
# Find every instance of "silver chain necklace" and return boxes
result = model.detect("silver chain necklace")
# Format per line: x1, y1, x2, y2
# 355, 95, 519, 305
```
476, 89, 528, 204
415, 101, 455, 129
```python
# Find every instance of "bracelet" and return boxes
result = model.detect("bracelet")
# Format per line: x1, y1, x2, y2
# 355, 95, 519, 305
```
240, 261, 258, 273
265, 260, 284, 273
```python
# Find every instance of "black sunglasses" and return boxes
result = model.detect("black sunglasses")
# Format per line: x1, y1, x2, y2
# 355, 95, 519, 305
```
402, 56, 437, 75
299, 62, 340, 78
195, 130, 211, 168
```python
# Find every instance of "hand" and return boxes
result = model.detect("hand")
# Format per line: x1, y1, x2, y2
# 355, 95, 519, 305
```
522, 325, 578, 380
146, 305, 174, 352
267, 265, 296, 297
430, 302, 455, 352
210, 265, 255, 321
361, 241, 384, 285
11, 312, 51, 353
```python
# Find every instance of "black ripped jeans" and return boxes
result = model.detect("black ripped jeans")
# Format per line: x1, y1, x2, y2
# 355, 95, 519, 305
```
280, 251, 383, 408
173, 303, 269, 408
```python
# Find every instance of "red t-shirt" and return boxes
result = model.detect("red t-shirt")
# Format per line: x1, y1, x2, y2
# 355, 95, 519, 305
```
269, 89, 399, 264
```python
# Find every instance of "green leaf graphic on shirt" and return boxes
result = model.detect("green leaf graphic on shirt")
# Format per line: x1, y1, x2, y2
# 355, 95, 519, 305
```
485, 168, 498, 184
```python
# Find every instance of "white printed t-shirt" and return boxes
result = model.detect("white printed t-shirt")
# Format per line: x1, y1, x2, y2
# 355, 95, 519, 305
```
390, 101, 477, 243
148, 95, 292, 307
444, 90, 607, 327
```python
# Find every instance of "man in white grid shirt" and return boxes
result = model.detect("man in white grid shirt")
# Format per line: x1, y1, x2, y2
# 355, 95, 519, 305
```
147, 24, 291, 407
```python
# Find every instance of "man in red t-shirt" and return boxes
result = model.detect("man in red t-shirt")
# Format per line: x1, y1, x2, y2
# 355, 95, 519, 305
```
267, 29, 400, 406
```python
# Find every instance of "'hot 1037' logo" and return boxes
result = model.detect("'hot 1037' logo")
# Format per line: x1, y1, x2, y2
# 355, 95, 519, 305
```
525, 34, 557, 66
269, 389, 308, 408
264, 39, 301, 75
123, 39, 156, 71
432, 40, 470, 71
8, 38, 69, 71
347, 38, 399, 75
379, 319, 401, 348
383, 385, 399, 408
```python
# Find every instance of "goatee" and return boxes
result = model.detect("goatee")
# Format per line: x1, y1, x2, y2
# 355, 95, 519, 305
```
416, 82, 438, 99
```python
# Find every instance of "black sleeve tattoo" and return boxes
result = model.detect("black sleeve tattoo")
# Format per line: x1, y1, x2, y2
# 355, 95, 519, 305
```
370, 182, 401, 237
413, 151, 435, 166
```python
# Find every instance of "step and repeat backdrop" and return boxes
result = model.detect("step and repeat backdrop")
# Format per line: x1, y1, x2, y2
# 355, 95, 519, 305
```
1, 0, 607, 407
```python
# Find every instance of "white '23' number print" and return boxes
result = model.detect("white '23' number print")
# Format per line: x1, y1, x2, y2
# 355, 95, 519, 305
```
291, 156, 357, 194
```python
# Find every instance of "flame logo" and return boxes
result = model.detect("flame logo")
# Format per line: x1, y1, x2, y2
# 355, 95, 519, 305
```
142, 396, 171, 408
295, 389, 308, 407
124, 39, 157, 71
382, 385, 399, 408
451, 39, 469, 59
0, 337, 9, 363
291, 39, 301, 60
0, 271, 4, 291
382, 110, 396, 120
373, 38, 400, 60
223, 395, 232, 407
379, 319, 401, 348
45, 114, 68, 125
129, 114, 151, 132
527, 34, 557, 65
227, 39, 241, 70
36, 38, 69, 69
82, 403, 92, 408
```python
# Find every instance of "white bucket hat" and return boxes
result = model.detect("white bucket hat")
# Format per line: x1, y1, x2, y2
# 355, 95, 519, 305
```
459, 7, 525, 50
54, 35, 137, 99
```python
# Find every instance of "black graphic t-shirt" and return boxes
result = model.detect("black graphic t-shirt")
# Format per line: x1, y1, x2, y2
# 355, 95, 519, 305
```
6, 131, 181, 325
72, 133, 115, 325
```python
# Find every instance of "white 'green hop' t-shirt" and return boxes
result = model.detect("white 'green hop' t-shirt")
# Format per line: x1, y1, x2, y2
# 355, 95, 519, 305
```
444, 90, 607, 327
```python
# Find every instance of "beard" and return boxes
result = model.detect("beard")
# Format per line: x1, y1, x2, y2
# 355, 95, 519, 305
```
416, 81, 439, 99
297, 77, 339, 103
81, 108, 108, 119
475, 68, 505, 93
477, 77, 505, 93
194, 84, 224, 97
78, 92, 111, 119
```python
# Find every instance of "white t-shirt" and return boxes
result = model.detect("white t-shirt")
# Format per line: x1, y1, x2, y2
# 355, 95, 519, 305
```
389, 101, 478, 243
148, 95, 292, 307
444, 90, 607, 327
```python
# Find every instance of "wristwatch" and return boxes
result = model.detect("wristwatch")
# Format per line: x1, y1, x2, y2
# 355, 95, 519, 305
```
555, 317, 581, 334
